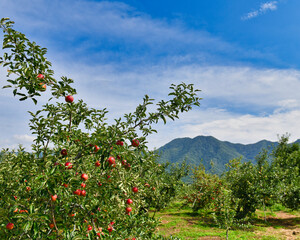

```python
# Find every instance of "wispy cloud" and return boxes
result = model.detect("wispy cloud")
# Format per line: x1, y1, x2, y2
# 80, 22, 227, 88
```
0, 0, 274, 67
242, 1, 279, 20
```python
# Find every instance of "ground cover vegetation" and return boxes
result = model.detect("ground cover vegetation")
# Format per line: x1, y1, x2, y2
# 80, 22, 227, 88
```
0, 18, 201, 239
156, 201, 300, 240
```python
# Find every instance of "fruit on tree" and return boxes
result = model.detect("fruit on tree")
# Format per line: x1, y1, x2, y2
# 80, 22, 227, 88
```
81, 190, 86, 196
6, 223, 14, 230
132, 187, 138, 193
49, 223, 55, 229
81, 183, 86, 188
107, 156, 115, 166
51, 194, 57, 201
39, 82, 46, 91
61, 149, 67, 156
126, 207, 132, 213
74, 189, 81, 196
131, 139, 139, 147
81, 173, 88, 181
95, 161, 101, 167
116, 140, 124, 146
108, 225, 113, 232
126, 199, 133, 205
94, 145, 100, 152
65, 95, 74, 103
65, 162, 72, 169
37, 73, 44, 79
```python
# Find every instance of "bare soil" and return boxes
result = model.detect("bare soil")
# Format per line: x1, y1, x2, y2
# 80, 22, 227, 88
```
254, 211, 300, 240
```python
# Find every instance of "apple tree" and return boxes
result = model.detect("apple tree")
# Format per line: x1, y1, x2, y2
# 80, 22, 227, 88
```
269, 135, 300, 210
183, 165, 223, 212
0, 18, 201, 239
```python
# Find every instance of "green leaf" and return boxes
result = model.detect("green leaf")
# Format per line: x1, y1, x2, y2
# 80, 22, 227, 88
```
19, 96, 28, 101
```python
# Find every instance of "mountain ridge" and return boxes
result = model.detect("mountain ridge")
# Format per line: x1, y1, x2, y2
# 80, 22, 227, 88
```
157, 136, 300, 174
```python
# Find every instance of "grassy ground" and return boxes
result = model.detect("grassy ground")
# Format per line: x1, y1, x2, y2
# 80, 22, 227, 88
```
155, 202, 300, 240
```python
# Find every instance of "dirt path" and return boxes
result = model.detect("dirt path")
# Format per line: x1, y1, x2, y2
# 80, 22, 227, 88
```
255, 211, 300, 240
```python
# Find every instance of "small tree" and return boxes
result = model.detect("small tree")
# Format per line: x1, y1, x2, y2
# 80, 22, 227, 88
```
212, 188, 238, 240
271, 135, 300, 210
224, 158, 258, 220
184, 165, 222, 212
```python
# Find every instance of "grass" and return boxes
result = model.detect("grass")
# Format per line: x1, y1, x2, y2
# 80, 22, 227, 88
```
155, 202, 300, 240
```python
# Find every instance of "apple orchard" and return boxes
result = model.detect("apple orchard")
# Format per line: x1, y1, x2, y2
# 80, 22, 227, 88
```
0, 18, 201, 239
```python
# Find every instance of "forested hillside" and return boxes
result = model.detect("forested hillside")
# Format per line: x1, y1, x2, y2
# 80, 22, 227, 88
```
157, 136, 300, 174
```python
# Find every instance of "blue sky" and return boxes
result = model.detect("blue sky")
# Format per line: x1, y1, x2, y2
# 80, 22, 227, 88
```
1, 0, 300, 150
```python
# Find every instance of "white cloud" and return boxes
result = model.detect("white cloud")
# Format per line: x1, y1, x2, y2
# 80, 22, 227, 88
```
0, 0, 225, 49
180, 109, 300, 144
242, 1, 278, 20
148, 108, 300, 149
13, 134, 35, 143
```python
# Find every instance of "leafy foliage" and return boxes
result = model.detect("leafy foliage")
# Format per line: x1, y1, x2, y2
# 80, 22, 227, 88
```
0, 18, 201, 239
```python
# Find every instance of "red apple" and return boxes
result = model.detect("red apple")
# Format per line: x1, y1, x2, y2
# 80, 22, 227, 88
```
81, 190, 86, 196
131, 139, 139, 147
65, 95, 74, 103
132, 187, 138, 193
6, 223, 14, 230
108, 226, 113, 233
74, 189, 81, 196
126, 199, 133, 205
61, 149, 67, 156
126, 207, 132, 213
98, 182, 102, 186
65, 162, 72, 169
116, 140, 124, 146
81, 173, 88, 181
49, 223, 55, 229
81, 183, 86, 188
51, 195, 57, 201
94, 145, 100, 152
63, 183, 68, 188
37, 74, 44, 79
107, 156, 115, 166
87, 225, 92, 231
95, 161, 101, 167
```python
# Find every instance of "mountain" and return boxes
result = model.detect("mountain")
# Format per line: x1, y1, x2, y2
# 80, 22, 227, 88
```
157, 136, 299, 175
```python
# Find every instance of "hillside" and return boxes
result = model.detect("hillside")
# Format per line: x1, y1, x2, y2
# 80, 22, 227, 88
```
157, 136, 300, 174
